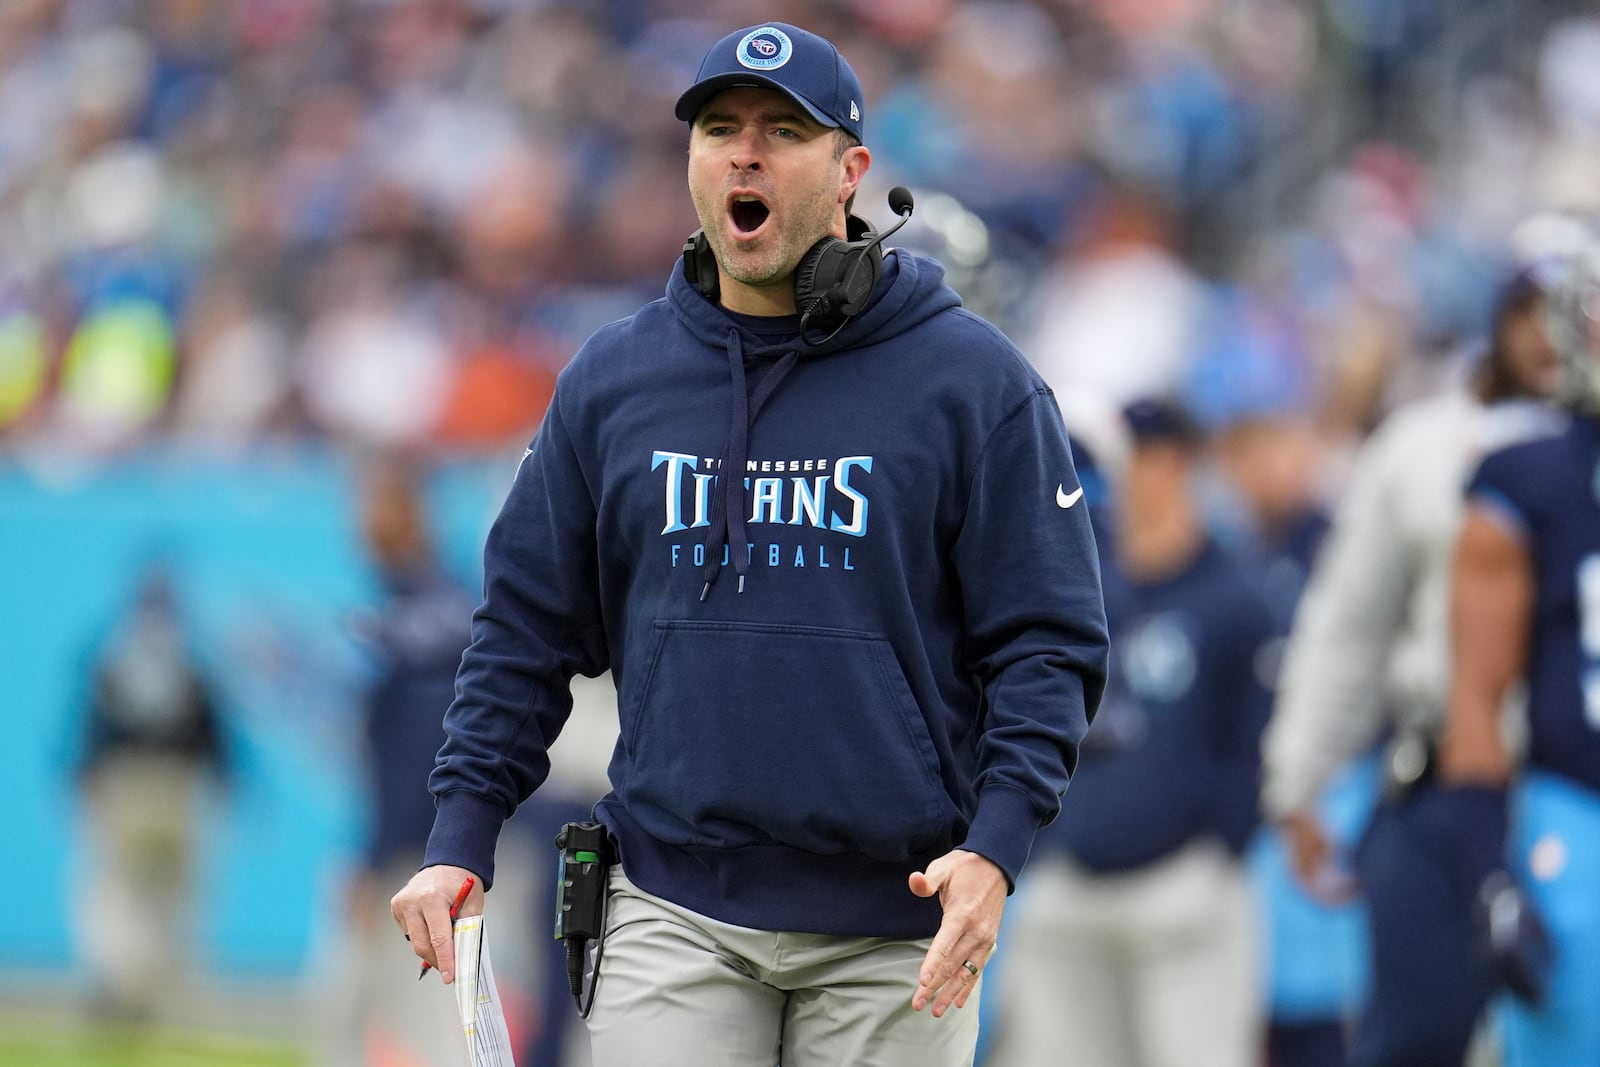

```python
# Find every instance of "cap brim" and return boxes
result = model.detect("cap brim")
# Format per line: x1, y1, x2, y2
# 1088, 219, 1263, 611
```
674, 74, 839, 131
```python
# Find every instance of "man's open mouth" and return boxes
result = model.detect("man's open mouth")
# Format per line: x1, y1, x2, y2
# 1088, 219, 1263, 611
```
729, 194, 771, 236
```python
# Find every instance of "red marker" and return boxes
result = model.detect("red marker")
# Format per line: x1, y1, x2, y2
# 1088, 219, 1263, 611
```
418, 875, 476, 980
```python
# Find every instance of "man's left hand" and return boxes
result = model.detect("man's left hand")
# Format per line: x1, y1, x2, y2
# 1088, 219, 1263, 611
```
908, 849, 1006, 1017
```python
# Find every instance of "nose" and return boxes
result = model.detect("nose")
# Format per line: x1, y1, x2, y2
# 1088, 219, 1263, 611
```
728, 127, 764, 172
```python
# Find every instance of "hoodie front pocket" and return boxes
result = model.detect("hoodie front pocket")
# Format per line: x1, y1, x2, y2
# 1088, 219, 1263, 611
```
618, 619, 954, 861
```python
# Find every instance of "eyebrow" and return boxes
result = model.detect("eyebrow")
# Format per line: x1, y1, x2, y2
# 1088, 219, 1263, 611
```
697, 107, 818, 130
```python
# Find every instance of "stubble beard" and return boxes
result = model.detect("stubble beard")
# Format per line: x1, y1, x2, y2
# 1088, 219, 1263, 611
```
692, 182, 840, 294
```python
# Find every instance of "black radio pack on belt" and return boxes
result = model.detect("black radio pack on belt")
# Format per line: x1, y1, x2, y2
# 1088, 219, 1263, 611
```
554, 820, 615, 1016
683, 186, 915, 346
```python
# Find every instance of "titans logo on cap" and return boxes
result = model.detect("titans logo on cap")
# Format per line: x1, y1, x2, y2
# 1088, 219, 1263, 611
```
737, 27, 793, 71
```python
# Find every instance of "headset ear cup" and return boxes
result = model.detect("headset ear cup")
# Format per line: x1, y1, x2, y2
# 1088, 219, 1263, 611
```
683, 230, 719, 299
795, 233, 884, 327
834, 243, 882, 316
793, 237, 842, 315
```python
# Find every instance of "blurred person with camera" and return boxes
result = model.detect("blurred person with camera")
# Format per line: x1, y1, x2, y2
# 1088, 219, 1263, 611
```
388, 20, 1108, 1067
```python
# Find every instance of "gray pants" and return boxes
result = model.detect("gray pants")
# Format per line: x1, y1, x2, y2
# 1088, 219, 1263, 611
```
986, 840, 1260, 1067
584, 870, 980, 1067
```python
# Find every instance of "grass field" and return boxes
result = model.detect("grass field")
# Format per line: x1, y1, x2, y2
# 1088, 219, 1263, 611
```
0, 1015, 307, 1067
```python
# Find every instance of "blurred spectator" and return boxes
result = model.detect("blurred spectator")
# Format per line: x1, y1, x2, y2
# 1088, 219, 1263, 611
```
987, 399, 1278, 1067
70, 557, 229, 1022
1021, 186, 1208, 441
293, 240, 454, 447
0, 1, 1588, 466
0, 296, 49, 433
1534, 16, 1600, 213
171, 265, 295, 445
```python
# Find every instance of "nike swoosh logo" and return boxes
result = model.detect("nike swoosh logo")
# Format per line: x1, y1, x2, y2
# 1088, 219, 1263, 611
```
1056, 485, 1084, 509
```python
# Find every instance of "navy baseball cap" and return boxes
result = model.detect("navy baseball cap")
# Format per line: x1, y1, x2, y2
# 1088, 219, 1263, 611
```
675, 23, 865, 143
1123, 397, 1204, 448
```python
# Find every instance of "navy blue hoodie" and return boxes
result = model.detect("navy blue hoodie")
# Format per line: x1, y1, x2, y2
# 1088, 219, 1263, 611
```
425, 250, 1108, 939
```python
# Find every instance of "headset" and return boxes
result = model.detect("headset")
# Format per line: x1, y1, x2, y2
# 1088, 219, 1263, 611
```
683, 186, 915, 345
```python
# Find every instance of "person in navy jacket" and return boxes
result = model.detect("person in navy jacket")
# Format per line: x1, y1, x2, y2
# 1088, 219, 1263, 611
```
990, 398, 1279, 1067
389, 21, 1108, 1067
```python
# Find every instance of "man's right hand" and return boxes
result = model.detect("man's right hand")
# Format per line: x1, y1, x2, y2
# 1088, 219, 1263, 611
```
1277, 809, 1359, 904
391, 864, 484, 985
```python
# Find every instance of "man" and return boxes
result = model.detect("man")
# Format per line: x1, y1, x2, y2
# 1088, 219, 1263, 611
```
989, 399, 1278, 1067
73, 559, 228, 1023
325, 454, 480, 1067
1260, 262, 1564, 1066
1435, 233, 1600, 1064
1196, 373, 1356, 1067
390, 22, 1108, 1067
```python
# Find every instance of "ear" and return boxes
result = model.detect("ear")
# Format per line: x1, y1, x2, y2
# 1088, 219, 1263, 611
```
839, 143, 871, 205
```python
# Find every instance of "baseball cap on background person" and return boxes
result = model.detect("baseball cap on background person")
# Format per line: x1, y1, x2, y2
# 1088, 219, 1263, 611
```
1121, 396, 1205, 450
674, 23, 866, 143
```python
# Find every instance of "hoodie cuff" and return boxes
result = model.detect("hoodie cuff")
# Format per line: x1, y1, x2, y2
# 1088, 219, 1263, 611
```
958, 785, 1043, 893
423, 790, 509, 890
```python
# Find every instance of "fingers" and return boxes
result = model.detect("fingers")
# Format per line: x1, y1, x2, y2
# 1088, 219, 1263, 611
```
907, 866, 946, 900
390, 865, 474, 984
912, 935, 997, 1017
1278, 812, 1360, 905
426, 909, 457, 984
1279, 811, 1331, 888
1305, 861, 1362, 906
909, 850, 1007, 1018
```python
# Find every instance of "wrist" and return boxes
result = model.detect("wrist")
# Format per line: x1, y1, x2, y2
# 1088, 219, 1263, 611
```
1437, 751, 1513, 787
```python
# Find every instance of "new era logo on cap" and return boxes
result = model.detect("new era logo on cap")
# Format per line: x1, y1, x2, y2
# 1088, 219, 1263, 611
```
675, 22, 866, 144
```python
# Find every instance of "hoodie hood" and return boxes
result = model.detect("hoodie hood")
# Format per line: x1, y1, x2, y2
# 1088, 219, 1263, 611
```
667, 248, 962, 357
664, 249, 963, 598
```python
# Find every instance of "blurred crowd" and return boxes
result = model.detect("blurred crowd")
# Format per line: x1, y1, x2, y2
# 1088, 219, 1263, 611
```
0, 0, 1596, 462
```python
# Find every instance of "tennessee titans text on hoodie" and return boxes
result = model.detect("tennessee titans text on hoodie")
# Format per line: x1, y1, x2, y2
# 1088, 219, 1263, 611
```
423, 248, 1109, 939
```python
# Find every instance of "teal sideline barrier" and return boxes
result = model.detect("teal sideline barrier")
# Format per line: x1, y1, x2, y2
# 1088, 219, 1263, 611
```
0, 446, 508, 979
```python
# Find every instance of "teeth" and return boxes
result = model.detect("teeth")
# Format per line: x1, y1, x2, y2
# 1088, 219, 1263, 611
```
734, 195, 761, 203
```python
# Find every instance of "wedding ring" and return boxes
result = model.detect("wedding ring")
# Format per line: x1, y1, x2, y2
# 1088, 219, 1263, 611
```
962, 960, 979, 977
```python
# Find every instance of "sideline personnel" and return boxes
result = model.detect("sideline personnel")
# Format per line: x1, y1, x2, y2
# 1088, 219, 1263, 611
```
391, 21, 1107, 1067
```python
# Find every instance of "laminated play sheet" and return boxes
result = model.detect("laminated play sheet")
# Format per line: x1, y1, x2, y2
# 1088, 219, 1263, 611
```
451, 913, 516, 1067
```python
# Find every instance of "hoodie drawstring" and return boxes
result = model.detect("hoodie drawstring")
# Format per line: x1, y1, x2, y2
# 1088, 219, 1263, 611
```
700, 331, 802, 600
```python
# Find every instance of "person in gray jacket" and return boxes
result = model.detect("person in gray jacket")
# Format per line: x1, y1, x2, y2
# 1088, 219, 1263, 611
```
1261, 261, 1562, 1065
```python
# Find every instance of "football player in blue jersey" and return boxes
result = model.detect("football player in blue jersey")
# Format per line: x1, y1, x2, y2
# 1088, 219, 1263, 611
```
1438, 231, 1600, 1064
